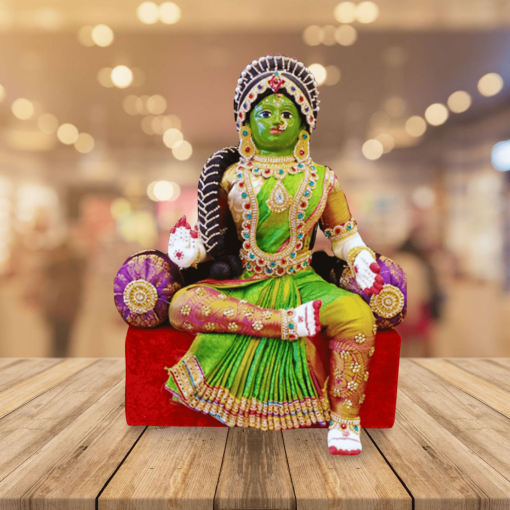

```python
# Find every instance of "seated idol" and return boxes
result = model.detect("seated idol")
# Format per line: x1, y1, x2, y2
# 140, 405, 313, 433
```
165, 55, 384, 456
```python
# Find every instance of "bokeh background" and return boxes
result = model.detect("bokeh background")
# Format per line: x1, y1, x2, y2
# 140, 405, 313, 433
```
1, 0, 509, 358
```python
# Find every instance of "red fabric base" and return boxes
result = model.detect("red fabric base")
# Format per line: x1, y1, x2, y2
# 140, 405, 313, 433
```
125, 325, 401, 428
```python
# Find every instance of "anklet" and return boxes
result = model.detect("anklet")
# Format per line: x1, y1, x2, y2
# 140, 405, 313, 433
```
329, 413, 361, 434
281, 309, 298, 341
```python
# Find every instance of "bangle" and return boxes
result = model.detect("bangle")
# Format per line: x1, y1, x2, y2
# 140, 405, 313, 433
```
346, 246, 376, 273
281, 308, 298, 341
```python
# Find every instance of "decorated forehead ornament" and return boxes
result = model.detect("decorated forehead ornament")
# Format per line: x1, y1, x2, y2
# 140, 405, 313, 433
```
234, 55, 320, 132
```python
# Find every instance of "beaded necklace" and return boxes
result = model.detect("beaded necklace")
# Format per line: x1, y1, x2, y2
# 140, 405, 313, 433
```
243, 155, 312, 180
235, 160, 319, 276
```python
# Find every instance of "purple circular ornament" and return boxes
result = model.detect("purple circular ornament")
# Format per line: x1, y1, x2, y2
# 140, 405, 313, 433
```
114, 250, 183, 328
338, 254, 407, 330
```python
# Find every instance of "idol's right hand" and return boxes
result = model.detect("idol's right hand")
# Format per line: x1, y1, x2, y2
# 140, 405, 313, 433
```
168, 216, 206, 269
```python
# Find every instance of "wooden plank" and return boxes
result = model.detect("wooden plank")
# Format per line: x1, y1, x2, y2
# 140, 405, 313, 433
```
0, 358, 97, 419
399, 359, 510, 483
368, 383, 510, 509
446, 358, 510, 393
413, 358, 510, 418
215, 428, 295, 510
0, 359, 62, 393
0, 379, 145, 510
99, 426, 228, 510
0, 359, 125, 482
283, 428, 411, 510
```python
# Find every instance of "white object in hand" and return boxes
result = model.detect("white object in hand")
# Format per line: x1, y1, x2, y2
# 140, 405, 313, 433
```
353, 249, 382, 294
167, 216, 206, 269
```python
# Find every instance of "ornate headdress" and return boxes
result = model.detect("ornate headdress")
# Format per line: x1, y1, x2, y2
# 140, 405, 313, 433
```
234, 55, 320, 133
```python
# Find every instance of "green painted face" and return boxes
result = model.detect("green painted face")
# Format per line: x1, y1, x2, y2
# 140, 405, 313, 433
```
245, 94, 304, 156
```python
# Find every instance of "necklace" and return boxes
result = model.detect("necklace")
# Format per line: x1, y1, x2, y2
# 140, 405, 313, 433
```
235, 162, 319, 276
240, 155, 312, 180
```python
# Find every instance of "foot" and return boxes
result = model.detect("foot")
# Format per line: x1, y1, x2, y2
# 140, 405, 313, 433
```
294, 300, 322, 337
328, 427, 362, 455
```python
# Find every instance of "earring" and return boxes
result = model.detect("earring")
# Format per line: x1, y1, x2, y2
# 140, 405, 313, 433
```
239, 125, 256, 161
294, 130, 310, 162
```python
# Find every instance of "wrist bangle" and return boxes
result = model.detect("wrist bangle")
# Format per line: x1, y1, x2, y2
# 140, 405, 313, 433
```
281, 308, 298, 341
346, 246, 376, 273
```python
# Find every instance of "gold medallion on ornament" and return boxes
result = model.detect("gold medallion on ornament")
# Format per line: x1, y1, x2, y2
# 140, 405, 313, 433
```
370, 284, 405, 319
123, 279, 158, 314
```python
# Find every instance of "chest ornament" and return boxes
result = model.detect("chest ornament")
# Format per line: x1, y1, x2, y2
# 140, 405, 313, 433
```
266, 181, 292, 213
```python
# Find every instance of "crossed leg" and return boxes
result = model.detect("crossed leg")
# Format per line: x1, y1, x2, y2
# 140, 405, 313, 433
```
169, 285, 321, 340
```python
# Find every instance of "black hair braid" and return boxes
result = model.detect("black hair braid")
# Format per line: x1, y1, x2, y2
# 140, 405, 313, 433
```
197, 146, 243, 280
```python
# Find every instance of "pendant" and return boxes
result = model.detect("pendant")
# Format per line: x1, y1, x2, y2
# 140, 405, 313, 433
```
266, 181, 292, 213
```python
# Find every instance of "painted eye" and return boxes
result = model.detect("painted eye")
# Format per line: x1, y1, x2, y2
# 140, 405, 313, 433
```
259, 110, 272, 118
282, 111, 293, 119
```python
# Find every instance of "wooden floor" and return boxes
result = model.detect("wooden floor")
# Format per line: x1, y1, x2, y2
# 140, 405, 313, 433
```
0, 358, 509, 509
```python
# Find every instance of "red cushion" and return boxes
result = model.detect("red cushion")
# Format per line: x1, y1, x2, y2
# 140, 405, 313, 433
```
125, 325, 401, 428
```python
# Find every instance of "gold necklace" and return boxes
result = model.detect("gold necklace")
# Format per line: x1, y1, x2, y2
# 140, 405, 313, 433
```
241, 156, 312, 180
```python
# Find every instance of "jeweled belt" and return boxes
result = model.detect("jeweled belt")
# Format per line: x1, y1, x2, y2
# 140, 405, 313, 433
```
240, 249, 312, 276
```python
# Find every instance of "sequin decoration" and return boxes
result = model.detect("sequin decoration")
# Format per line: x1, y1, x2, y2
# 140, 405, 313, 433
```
266, 181, 292, 213
370, 284, 405, 319
123, 279, 158, 314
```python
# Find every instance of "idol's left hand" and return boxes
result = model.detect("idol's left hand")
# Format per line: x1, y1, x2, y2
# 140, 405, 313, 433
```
353, 250, 384, 295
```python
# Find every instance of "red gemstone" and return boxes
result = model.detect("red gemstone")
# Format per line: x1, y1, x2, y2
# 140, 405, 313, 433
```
245, 147, 251, 153
334, 227, 341, 234
244, 204, 251, 209
258, 259, 264, 265
239, 182, 244, 187
341, 423, 347, 429
299, 96, 304, 102
301, 202, 307, 208
299, 149, 305, 155
281, 259, 286, 264
239, 113, 243, 118
277, 268, 284, 275
298, 224, 303, 230
249, 93, 254, 99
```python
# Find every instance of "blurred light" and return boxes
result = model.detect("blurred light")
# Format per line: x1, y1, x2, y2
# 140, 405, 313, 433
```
362, 139, 383, 160
111, 198, 131, 219
57, 123, 79, 145
385, 96, 406, 117
405, 115, 427, 137
309, 63, 327, 86
148, 181, 180, 201
77, 25, 94, 47
162, 114, 181, 130
478, 73, 504, 97
322, 25, 337, 46
74, 133, 95, 153
146, 94, 167, 114
123, 95, 139, 115
335, 25, 357, 46
0, 84, 5, 102
412, 186, 436, 209
356, 2, 380, 23
91, 24, 114, 47
172, 140, 192, 160
302, 25, 323, 46
34, 8, 64, 30
151, 116, 164, 135
98, 67, 114, 88
369, 111, 390, 130
491, 140, 510, 171
136, 95, 150, 115
375, 133, 394, 153
334, 2, 356, 23
159, 2, 181, 24
447, 90, 472, 113
163, 128, 183, 148
38, 113, 58, 134
137, 2, 159, 24
324, 65, 341, 86
424, 103, 448, 126
141, 115, 156, 135
131, 68, 146, 87
111, 66, 133, 89
12, 98, 34, 120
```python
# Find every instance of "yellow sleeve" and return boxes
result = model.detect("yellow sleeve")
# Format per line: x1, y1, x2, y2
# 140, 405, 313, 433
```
320, 168, 358, 242
220, 164, 239, 194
